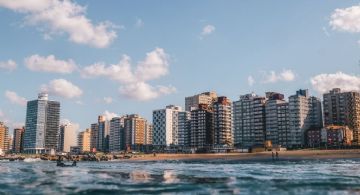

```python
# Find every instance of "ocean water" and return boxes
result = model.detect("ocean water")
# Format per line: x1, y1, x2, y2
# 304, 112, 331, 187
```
1, 159, 360, 194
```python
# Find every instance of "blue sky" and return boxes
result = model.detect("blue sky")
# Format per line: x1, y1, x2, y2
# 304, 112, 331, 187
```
0, 1, 360, 133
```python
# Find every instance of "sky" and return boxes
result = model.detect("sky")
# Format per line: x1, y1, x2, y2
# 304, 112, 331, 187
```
0, 0, 360, 134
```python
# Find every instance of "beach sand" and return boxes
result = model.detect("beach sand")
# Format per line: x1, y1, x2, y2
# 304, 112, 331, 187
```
123, 149, 360, 162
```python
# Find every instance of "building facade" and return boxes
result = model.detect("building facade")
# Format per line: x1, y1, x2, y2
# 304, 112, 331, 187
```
213, 96, 233, 147
190, 104, 214, 149
265, 92, 289, 147
78, 128, 91, 153
58, 123, 77, 153
178, 111, 191, 146
0, 122, 9, 152
97, 116, 110, 152
23, 93, 60, 154
233, 93, 266, 148
152, 105, 185, 146
185, 92, 217, 111
12, 127, 24, 153
323, 88, 360, 145
90, 123, 98, 152
288, 89, 323, 148
124, 114, 147, 149
109, 116, 125, 152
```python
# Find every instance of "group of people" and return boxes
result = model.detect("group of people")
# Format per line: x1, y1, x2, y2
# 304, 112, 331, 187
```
272, 151, 279, 160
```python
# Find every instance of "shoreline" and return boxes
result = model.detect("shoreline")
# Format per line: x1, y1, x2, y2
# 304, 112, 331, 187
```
2, 149, 360, 162
118, 149, 360, 162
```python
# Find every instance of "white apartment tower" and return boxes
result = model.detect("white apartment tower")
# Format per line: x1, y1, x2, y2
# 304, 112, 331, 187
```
265, 92, 289, 147
152, 105, 189, 146
288, 89, 323, 148
233, 93, 266, 148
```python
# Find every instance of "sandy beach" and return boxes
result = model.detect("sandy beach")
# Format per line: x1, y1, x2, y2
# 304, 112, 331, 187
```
123, 149, 360, 162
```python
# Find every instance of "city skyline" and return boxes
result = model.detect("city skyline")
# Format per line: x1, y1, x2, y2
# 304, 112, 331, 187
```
0, 1, 360, 134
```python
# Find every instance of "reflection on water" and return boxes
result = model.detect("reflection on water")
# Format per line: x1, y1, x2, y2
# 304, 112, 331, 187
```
130, 170, 151, 183
1, 159, 360, 194
163, 170, 179, 183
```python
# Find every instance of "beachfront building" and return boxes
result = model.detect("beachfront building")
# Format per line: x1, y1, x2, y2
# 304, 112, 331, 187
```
288, 89, 323, 148
12, 127, 24, 153
185, 91, 217, 111
190, 104, 214, 149
265, 92, 289, 147
0, 122, 9, 152
78, 128, 91, 153
145, 123, 153, 145
178, 111, 191, 146
90, 123, 98, 152
23, 93, 60, 154
124, 114, 147, 150
109, 116, 125, 152
152, 105, 190, 147
233, 93, 266, 148
323, 88, 360, 145
213, 96, 233, 147
58, 123, 77, 153
97, 116, 110, 152
321, 125, 353, 146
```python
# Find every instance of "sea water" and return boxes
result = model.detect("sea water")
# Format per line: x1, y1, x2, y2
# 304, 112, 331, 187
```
1, 159, 360, 194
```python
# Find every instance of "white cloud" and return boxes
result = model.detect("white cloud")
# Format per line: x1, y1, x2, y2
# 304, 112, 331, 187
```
330, 5, 360, 33
25, 54, 77, 73
81, 55, 135, 83
82, 48, 175, 101
310, 72, 360, 94
5, 90, 27, 106
201, 24, 215, 36
0, 0, 117, 48
119, 82, 176, 101
262, 69, 296, 83
135, 18, 144, 28
134, 48, 169, 81
102, 110, 118, 121
247, 76, 255, 86
103, 97, 113, 104
0, 60, 17, 71
41, 79, 83, 99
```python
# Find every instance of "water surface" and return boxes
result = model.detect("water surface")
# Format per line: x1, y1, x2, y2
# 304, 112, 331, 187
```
1, 158, 360, 194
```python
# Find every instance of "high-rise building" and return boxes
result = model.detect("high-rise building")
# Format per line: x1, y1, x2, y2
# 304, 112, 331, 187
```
0, 122, 9, 152
185, 92, 217, 111
265, 92, 289, 147
58, 123, 77, 152
124, 114, 147, 149
213, 96, 233, 147
97, 116, 110, 152
190, 104, 214, 149
109, 116, 125, 152
178, 111, 191, 146
288, 89, 323, 148
145, 123, 153, 145
153, 105, 183, 146
78, 128, 91, 153
323, 88, 360, 144
12, 127, 24, 153
23, 93, 60, 154
90, 123, 98, 152
233, 93, 266, 148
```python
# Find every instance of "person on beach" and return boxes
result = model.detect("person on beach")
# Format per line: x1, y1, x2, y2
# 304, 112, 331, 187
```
276, 152, 279, 159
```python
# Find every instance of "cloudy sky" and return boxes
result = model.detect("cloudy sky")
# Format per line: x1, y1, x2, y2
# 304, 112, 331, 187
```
0, 0, 360, 133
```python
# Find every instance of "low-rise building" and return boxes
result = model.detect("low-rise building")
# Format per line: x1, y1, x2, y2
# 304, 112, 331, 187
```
321, 126, 353, 146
